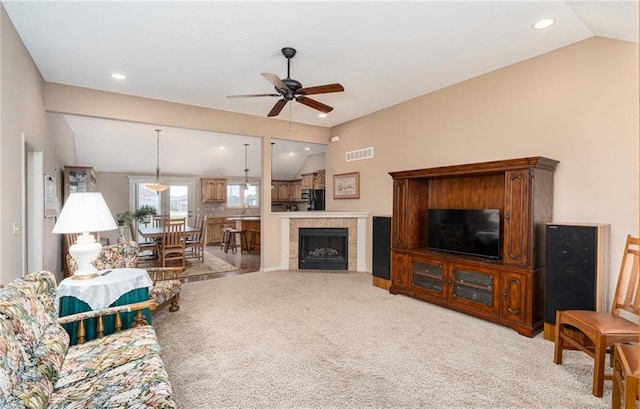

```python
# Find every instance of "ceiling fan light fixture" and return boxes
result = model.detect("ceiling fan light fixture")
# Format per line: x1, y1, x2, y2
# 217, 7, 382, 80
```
318, 113, 327, 118
227, 47, 344, 118
145, 129, 169, 193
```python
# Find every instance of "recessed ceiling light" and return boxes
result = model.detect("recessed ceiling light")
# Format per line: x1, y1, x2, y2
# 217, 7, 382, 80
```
289, 152, 294, 156
318, 113, 327, 118
111, 73, 127, 80
533, 18, 555, 30
304, 147, 310, 151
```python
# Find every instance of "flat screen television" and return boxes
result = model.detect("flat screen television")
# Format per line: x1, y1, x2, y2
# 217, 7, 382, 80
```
427, 208, 501, 260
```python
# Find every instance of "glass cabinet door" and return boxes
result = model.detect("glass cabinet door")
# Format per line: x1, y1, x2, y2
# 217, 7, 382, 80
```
449, 263, 499, 313
412, 259, 444, 295
64, 166, 97, 203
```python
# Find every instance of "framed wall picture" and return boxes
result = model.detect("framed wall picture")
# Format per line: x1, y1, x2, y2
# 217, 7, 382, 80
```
333, 172, 360, 199
44, 174, 57, 218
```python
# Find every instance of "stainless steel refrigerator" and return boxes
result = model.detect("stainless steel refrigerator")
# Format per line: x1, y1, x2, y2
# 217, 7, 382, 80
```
307, 189, 325, 210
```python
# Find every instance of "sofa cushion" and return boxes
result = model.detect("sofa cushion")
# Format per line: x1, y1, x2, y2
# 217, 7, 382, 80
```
21, 271, 60, 322
0, 314, 53, 409
50, 325, 175, 409
0, 272, 69, 384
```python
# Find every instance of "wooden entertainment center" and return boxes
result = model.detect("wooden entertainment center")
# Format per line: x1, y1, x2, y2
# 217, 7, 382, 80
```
389, 157, 558, 337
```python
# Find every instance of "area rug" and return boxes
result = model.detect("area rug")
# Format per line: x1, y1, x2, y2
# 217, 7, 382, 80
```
139, 253, 238, 279
180, 253, 238, 279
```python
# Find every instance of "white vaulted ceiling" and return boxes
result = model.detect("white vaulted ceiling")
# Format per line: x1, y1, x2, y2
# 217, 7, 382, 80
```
2, 1, 637, 177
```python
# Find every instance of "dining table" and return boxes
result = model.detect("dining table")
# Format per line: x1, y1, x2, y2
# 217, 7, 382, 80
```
138, 224, 199, 240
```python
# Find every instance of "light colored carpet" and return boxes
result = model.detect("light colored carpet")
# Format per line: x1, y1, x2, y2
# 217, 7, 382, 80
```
152, 271, 611, 409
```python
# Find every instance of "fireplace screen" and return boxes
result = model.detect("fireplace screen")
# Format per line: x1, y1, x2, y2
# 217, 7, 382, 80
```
298, 227, 348, 270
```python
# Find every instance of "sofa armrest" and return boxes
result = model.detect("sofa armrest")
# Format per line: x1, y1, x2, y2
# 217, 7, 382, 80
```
57, 299, 155, 344
145, 267, 185, 283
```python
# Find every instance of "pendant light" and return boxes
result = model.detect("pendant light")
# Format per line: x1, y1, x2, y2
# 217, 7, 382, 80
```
271, 142, 275, 190
146, 129, 169, 193
243, 143, 250, 190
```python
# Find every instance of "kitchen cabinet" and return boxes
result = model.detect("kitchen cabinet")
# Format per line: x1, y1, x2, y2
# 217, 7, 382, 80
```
273, 181, 290, 201
201, 178, 227, 203
289, 180, 302, 201
315, 169, 326, 189
388, 157, 558, 337
63, 166, 97, 203
301, 173, 316, 189
206, 217, 235, 245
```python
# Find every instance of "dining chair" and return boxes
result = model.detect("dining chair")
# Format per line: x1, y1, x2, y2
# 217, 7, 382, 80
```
156, 217, 186, 268
553, 234, 640, 397
128, 218, 156, 264
186, 215, 207, 263
153, 214, 170, 227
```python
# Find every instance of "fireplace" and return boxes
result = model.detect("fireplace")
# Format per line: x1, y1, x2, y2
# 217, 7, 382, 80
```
298, 227, 348, 270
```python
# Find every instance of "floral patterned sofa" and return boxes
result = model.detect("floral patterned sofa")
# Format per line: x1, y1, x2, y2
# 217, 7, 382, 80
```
67, 241, 183, 312
0, 270, 176, 408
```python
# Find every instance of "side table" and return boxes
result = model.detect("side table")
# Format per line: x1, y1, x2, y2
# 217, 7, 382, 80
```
57, 268, 153, 345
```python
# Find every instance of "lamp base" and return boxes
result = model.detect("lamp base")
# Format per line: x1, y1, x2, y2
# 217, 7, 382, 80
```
69, 233, 103, 279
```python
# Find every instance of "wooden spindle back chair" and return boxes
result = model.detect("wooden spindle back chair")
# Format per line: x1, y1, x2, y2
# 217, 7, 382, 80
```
156, 217, 186, 267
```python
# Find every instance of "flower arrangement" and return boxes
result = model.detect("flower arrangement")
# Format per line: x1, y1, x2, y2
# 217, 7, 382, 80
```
115, 211, 132, 226
133, 205, 157, 225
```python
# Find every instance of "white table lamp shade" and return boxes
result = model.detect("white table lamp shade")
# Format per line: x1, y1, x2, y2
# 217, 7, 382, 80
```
52, 192, 117, 278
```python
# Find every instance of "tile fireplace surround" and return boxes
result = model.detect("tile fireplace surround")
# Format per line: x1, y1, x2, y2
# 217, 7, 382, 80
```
278, 212, 369, 272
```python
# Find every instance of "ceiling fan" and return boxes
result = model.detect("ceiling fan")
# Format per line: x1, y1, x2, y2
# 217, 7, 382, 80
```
227, 47, 344, 117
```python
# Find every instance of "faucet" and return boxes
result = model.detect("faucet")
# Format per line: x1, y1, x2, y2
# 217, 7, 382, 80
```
240, 203, 251, 215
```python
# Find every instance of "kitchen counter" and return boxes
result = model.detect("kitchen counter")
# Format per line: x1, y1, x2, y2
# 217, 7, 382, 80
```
226, 217, 261, 252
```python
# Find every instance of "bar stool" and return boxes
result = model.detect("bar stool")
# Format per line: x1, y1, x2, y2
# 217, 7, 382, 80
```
220, 228, 232, 251
224, 229, 248, 253
249, 229, 260, 252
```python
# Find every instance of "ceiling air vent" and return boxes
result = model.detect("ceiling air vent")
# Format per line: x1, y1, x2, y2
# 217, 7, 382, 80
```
346, 147, 374, 162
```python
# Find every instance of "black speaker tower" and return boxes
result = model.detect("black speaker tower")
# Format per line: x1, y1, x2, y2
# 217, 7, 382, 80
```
372, 216, 391, 280
544, 223, 610, 325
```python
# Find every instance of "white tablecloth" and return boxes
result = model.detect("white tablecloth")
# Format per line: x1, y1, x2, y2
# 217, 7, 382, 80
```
56, 268, 153, 310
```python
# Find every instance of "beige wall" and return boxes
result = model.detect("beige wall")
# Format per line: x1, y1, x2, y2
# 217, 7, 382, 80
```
1, 8, 637, 300
0, 7, 76, 283
328, 37, 639, 303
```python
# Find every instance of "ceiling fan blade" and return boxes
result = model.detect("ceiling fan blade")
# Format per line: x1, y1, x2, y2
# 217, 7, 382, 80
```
261, 73, 289, 91
227, 93, 280, 99
298, 83, 344, 95
268, 99, 288, 117
295, 96, 333, 113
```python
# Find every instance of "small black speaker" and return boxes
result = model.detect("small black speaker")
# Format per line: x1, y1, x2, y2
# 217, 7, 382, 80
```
544, 223, 610, 324
372, 216, 391, 280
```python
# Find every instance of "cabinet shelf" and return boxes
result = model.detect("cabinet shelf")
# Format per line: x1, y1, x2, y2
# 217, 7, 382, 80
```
454, 280, 492, 291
